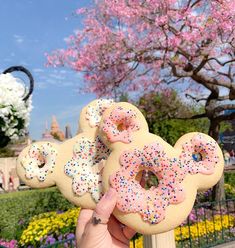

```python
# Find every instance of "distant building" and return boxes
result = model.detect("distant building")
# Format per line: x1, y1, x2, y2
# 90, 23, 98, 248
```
65, 124, 72, 139
50, 116, 65, 141
41, 121, 54, 140
41, 117, 73, 142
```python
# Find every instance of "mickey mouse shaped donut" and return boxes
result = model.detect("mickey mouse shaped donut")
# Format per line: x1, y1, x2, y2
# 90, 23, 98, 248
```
99, 102, 224, 235
17, 99, 114, 209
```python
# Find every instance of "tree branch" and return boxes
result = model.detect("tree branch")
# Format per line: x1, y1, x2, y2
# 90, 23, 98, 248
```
193, 55, 209, 74
175, 113, 207, 120
186, 93, 207, 102
207, 57, 235, 67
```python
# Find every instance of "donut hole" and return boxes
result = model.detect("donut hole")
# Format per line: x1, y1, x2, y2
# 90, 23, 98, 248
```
117, 123, 125, 132
192, 151, 204, 162
37, 155, 46, 168
135, 170, 159, 189
38, 162, 46, 168
145, 171, 159, 189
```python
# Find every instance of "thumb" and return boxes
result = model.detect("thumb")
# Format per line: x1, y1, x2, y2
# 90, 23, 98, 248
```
79, 188, 117, 248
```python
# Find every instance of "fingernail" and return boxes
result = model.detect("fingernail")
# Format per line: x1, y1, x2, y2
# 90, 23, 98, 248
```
104, 188, 116, 200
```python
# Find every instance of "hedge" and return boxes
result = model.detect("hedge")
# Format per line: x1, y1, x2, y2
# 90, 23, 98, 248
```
0, 187, 74, 240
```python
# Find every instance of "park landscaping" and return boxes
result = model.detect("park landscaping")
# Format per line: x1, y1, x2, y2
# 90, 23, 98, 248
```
0, 179, 235, 248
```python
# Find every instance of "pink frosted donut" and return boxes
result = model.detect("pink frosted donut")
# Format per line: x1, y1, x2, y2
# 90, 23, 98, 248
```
110, 133, 220, 225
110, 142, 186, 224
101, 103, 224, 235
101, 106, 140, 143
180, 134, 219, 175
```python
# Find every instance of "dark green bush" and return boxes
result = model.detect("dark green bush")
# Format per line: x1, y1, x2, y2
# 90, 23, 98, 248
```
0, 187, 74, 240
224, 172, 235, 188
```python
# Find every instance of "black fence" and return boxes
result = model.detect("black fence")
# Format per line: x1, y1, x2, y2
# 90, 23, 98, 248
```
176, 199, 235, 248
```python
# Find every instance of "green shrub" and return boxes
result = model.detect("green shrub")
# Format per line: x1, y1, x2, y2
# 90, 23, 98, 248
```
224, 172, 235, 188
224, 183, 235, 199
0, 187, 74, 240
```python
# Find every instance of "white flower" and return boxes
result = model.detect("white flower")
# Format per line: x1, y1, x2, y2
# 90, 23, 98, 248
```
0, 73, 32, 142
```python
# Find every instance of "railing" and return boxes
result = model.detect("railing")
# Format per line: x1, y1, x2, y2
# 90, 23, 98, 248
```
40, 238, 75, 247
176, 199, 235, 248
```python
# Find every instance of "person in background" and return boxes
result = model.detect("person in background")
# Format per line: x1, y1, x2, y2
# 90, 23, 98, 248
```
224, 150, 231, 166
0, 170, 5, 191
230, 150, 235, 165
8, 172, 14, 191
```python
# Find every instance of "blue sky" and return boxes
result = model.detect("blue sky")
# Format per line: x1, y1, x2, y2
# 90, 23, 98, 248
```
0, 0, 94, 140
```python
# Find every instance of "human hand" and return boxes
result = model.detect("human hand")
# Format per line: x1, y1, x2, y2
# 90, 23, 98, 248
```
76, 188, 136, 248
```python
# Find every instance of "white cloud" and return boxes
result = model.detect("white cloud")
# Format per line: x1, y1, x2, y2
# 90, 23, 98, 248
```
49, 73, 66, 80
56, 104, 84, 120
33, 68, 44, 73
13, 34, 24, 44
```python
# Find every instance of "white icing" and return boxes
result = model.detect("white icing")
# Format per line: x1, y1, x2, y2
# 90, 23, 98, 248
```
21, 143, 58, 182
64, 136, 111, 202
86, 99, 114, 127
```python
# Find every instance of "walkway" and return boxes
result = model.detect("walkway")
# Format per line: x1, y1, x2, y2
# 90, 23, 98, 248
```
214, 241, 235, 248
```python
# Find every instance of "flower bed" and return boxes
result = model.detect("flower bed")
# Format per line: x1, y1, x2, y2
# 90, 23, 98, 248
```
0, 207, 234, 248
175, 214, 235, 241
19, 208, 80, 247
0, 240, 17, 248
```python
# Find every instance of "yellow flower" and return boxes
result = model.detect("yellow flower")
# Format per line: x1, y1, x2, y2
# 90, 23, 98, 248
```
19, 208, 80, 246
175, 215, 235, 242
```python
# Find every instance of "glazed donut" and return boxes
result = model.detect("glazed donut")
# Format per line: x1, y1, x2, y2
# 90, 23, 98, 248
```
17, 99, 114, 209
100, 102, 224, 234
79, 98, 114, 131
17, 142, 59, 188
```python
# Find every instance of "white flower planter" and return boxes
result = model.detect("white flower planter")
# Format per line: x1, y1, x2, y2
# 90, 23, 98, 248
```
0, 66, 34, 147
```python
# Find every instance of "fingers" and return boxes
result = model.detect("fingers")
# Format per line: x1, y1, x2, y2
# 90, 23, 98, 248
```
76, 209, 93, 246
95, 187, 117, 217
79, 188, 117, 248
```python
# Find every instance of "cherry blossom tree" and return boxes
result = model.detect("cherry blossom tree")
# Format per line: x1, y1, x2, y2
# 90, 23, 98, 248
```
48, 0, 235, 201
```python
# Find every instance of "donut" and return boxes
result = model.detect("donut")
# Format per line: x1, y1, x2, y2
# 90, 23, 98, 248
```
17, 99, 114, 209
100, 102, 224, 234
64, 136, 110, 203
79, 98, 114, 131
17, 142, 59, 188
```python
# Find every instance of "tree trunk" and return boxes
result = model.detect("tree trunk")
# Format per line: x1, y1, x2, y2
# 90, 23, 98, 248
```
209, 119, 225, 202
212, 174, 225, 202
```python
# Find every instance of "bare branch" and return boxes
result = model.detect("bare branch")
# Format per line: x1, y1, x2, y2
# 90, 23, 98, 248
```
207, 57, 235, 67
175, 113, 207, 120
186, 93, 207, 102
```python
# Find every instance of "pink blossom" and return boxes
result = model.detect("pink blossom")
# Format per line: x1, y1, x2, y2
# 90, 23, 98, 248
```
47, 0, 235, 98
